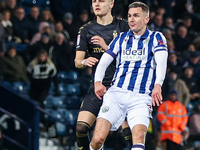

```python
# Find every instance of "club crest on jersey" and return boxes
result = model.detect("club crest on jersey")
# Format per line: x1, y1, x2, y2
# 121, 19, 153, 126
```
102, 106, 109, 113
143, 39, 149, 45
113, 30, 118, 39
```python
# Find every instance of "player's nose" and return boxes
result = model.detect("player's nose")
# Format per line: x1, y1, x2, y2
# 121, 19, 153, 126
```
94, 1, 100, 6
130, 16, 135, 21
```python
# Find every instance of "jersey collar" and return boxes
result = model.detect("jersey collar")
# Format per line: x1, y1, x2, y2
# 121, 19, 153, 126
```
94, 16, 115, 25
127, 27, 149, 39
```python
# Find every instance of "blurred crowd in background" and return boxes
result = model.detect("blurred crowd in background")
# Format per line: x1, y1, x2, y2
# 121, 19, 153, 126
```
0, 0, 200, 149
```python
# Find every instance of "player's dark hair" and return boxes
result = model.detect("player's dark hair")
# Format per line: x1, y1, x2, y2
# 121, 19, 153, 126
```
128, 2, 149, 16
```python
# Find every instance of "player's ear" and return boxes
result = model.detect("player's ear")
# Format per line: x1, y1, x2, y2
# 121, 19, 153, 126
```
110, 1, 114, 9
145, 16, 150, 24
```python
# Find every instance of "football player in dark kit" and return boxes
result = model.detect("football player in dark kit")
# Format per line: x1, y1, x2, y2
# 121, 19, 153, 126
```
74, 0, 132, 149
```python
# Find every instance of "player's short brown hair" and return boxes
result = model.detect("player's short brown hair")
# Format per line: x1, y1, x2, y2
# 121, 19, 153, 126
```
128, 2, 149, 16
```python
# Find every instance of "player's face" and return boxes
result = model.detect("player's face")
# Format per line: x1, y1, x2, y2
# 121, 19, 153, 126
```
92, 0, 113, 17
128, 7, 149, 35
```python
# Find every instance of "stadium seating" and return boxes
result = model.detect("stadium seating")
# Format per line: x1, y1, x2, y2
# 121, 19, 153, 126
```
43, 108, 57, 123
12, 81, 30, 94
57, 70, 79, 84
56, 109, 78, 125
65, 96, 82, 110
19, 0, 50, 9
1, 81, 30, 99
67, 70, 79, 83
43, 108, 73, 123
57, 71, 68, 83
43, 95, 54, 108
66, 110, 78, 126
51, 95, 66, 108
57, 82, 81, 96
55, 109, 79, 136
56, 122, 67, 136
44, 95, 67, 109
57, 82, 67, 95
66, 83, 80, 96
48, 82, 55, 95
12, 81, 24, 92
2, 81, 12, 88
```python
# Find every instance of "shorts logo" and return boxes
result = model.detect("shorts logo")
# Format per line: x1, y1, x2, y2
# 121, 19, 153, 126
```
147, 104, 152, 117
102, 106, 109, 113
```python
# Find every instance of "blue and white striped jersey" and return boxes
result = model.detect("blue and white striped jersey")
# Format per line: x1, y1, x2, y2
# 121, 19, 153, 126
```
105, 28, 167, 95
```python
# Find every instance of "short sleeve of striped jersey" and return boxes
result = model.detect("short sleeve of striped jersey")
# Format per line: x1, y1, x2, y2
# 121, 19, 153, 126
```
153, 32, 168, 53
106, 34, 121, 58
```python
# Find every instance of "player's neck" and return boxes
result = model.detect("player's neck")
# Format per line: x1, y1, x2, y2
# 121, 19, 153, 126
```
96, 14, 113, 26
132, 26, 147, 36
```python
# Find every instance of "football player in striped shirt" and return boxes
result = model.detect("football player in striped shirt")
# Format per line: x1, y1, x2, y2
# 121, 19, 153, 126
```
90, 2, 168, 150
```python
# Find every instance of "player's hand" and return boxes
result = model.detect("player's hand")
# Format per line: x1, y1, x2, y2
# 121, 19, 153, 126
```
94, 81, 107, 100
151, 84, 163, 106
84, 57, 99, 67
91, 36, 108, 51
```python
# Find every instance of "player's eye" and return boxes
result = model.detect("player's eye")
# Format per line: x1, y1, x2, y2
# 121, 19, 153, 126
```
134, 14, 139, 17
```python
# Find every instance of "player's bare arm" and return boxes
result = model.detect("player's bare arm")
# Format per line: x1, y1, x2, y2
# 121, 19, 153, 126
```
94, 81, 107, 100
91, 36, 108, 51
151, 84, 163, 106
75, 51, 98, 68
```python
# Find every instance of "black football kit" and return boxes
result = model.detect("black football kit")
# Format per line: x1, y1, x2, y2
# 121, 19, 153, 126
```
76, 17, 129, 116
